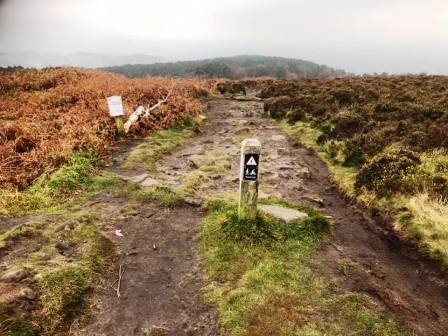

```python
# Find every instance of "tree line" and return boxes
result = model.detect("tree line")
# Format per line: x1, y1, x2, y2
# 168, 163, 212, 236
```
100, 55, 346, 79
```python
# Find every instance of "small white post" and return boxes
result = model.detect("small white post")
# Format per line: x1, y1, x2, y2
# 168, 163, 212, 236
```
238, 138, 261, 221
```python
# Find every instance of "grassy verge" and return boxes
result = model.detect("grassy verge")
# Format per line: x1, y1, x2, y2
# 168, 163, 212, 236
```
123, 118, 201, 170
198, 199, 408, 335
281, 121, 448, 269
0, 150, 116, 217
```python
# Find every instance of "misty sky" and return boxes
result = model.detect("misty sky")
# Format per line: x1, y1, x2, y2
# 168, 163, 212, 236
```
1, 0, 447, 74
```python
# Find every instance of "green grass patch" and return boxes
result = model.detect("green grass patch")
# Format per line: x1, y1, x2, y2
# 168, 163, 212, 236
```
177, 170, 209, 196
0, 151, 116, 217
198, 200, 408, 335
123, 126, 196, 170
38, 266, 89, 333
139, 187, 181, 207
0, 303, 37, 336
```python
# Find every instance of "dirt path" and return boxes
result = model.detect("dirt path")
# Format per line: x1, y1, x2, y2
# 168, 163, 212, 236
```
146, 98, 447, 335
78, 97, 447, 335
74, 195, 218, 336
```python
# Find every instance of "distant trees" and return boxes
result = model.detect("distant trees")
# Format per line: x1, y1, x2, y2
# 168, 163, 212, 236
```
0, 66, 24, 72
101, 55, 346, 79
194, 62, 232, 78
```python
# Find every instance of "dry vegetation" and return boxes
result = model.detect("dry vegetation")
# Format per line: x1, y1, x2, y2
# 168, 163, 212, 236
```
258, 75, 448, 266
0, 67, 214, 191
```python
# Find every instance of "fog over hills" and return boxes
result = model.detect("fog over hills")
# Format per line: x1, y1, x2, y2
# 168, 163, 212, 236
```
0, 52, 162, 69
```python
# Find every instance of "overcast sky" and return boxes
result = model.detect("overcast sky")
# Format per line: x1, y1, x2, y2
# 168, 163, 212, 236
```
0, 0, 447, 74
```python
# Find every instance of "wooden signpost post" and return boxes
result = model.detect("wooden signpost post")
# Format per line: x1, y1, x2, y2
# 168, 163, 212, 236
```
238, 138, 261, 221
107, 96, 125, 137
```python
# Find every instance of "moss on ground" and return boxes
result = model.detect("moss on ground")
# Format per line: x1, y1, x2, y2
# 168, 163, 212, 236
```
139, 187, 181, 207
0, 209, 114, 335
123, 126, 197, 170
198, 199, 409, 336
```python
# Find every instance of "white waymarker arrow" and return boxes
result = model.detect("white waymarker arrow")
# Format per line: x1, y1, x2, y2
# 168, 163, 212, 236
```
246, 156, 257, 165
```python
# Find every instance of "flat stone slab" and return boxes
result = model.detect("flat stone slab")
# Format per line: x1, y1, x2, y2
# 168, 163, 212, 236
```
187, 154, 210, 168
271, 134, 286, 141
140, 177, 160, 188
1, 268, 29, 282
258, 204, 308, 223
118, 173, 148, 184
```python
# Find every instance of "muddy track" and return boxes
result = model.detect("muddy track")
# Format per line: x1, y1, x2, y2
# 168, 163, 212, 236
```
74, 195, 219, 336
152, 98, 448, 335
70, 97, 447, 335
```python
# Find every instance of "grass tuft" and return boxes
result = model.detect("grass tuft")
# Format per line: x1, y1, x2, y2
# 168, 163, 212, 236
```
198, 200, 408, 335
139, 187, 181, 207
124, 126, 196, 170
38, 267, 89, 333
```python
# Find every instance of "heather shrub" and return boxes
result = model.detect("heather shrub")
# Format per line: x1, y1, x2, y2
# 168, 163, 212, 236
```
355, 148, 421, 197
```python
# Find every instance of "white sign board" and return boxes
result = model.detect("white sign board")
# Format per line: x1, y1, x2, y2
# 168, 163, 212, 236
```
107, 96, 124, 117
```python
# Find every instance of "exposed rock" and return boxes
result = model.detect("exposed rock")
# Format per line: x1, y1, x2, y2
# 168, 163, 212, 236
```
234, 127, 251, 135
187, 155, 209, 169
1, 268, 29, 282
224, 175, 239, 183
279, 164, 294, 170
183, 197, 203, 207
303, 196, 325, 206
279, 171, 292, 179
141, 177, 160, 188
271, 134, 286, 141
55, 219, 80, 232
258, 204, 308, 223
296, 167, 311, 178
118, 173, 149, 183
55, 242, 75, 257
180, 148, 202, 157
277, 148, 289, 155
19, 287, 36, 300
129, 174, 149, 183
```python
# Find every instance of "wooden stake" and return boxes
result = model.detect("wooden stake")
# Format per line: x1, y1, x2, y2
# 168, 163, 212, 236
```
238, 138, 261, 221
114, 116, 125, 137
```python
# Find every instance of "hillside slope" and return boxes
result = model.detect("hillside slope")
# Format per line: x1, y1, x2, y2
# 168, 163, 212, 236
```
0, 68, 212, 192
102, 55, 346, 79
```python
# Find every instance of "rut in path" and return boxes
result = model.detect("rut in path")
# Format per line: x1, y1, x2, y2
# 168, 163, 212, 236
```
80, 98, 448, 336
